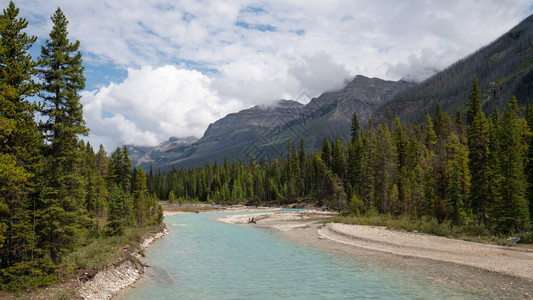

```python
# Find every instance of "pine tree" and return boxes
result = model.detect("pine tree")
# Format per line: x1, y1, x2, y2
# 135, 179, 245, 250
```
321, 137, 331, 168
445, 134, 469, 225
490, 97, 530, 232
133, 167, 148, 226
423, 114, 437, 151
168, 190, 176, 203
36, 7, 89, 263
433, 102, 445, 139
525, 105, 533, 224
348, 112, 363, 193
466, 77, 490, 223
122, 146, 132, 193
394, 117, 407, 211
375, 123, 397, 213
104, 185, 125, 236
466, 77, 481, 127
298, 137, 307, 194
0, 1, 42, 269
455, 110, 466, 143
351, 111, 360, 141
331, 137, 346, 180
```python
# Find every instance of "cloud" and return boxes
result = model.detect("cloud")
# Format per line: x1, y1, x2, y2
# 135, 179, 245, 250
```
16, 0, 533, 150
81, 66, 234, 150
289, 52, 351, 94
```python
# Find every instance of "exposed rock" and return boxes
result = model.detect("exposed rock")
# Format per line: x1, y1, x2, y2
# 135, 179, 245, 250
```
131, 77, 411, 170
506, 237, 520, 244
76, 226, 169, 299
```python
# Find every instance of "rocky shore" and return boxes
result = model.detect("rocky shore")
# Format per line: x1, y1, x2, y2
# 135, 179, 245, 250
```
76, 226, 169, 299
217, 210, 533, 298
318, 223, 533, 283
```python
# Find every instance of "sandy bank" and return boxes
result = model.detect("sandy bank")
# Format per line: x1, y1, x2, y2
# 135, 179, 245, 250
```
319, 223, 533, 283
216, 210, 335, 231
76, 226, 169, 300
219, 210, 533, 297
163, 204, 282, 216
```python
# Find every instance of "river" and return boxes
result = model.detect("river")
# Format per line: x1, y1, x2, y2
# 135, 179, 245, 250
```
120, 211, 486, 299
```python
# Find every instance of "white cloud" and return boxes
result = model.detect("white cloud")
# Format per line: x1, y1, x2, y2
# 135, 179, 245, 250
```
289, 52, 351, 94
81, 66, 235, 150
16, 0, 533, 150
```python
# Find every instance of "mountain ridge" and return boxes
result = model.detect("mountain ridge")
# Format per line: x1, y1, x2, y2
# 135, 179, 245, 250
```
375, 14, 533, 123
130, 75, 412, 170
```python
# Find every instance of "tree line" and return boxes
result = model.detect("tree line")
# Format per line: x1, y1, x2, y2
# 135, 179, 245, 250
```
150, 77, 531, 234
0, 2, 162, 290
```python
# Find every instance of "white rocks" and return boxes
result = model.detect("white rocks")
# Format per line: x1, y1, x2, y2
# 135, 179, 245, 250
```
76, 226, 169, 299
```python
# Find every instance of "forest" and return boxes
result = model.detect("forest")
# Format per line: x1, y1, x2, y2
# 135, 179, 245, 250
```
0, 2, 162, 291
2, 0, 533, 293
149, 77, 532, 236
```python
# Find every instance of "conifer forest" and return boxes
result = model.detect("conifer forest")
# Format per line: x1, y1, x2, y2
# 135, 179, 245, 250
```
150, 76, 532, 236
0, 3, 162, 290
1, 0, 532, 293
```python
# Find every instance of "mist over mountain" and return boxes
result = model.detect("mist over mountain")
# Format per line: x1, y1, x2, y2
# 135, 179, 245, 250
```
375, 14, 533, 123
131, 75, 411, 170
130, 14, 533, 171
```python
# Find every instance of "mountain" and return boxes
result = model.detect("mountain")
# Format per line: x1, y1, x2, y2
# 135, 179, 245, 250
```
127, 136, 198, 169
375, 14, 533, 123
131, 76, 412, 170
281, 75, 413, 150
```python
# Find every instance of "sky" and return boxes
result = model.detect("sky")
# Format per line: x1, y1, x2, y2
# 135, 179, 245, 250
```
11, 0, 533, 151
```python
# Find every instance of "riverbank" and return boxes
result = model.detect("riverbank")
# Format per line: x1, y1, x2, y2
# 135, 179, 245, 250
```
318, 223, 533, 282
217, 210, 533, 298
76, 226, 169, 299
162, 203, 284, 216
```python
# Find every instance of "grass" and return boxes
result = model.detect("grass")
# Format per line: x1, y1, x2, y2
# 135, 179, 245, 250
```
64, 225, 162, 271
327, 213, 527, 245
0, 224, 164, 298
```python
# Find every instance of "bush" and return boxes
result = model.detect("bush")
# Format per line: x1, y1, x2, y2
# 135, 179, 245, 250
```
0, 260, 57, 291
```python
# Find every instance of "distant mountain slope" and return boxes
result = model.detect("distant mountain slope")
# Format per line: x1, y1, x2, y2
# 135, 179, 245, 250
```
375, 14, 533, 123
280, 76, 413, 150
132, 76, 411, 170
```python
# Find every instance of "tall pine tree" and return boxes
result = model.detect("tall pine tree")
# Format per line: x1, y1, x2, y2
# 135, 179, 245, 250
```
490, 97, 530, 232
466, 77, 489, 224
0, 1, 42, 268
36, 7, 89, 263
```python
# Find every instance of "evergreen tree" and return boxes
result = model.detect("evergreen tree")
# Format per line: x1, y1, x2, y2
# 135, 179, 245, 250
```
122, 146, 132, 193
485, 110, 502, 221
433, 102, 446, 139
0, 1, 42, 268
490, 97, 530, 232
104, 185, 125, 236
445, 134, 469, 225
466, 77, 490, 223
36, 7, 89, 263
394, 117, 407, 211
526, 105, 533, 223
348, 111, 363, 193
133, 167, 148, 226
455, 110, 466, 143
331, 137, 346, 180
298, 137, 307, 194
168, 190, 176, 203
423, 114, 437, 151
321, 137, 331, 168
351, 111, 360, 141
466, 76, 481, 127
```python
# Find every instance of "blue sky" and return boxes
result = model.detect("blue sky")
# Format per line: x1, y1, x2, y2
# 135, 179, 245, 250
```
11, 0, 533, 151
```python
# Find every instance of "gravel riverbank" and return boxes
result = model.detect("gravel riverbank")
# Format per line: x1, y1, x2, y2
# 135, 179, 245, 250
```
218, 210, 533, 298
76, 226, 169, 299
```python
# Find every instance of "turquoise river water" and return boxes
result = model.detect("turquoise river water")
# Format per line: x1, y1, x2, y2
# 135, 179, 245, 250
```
121, 212, 486, 299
